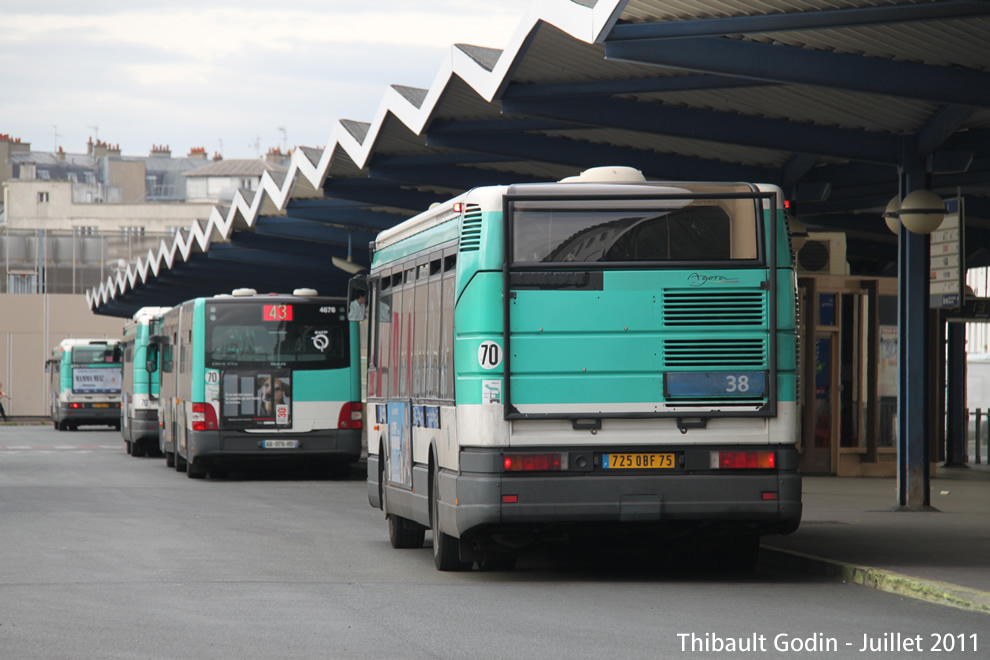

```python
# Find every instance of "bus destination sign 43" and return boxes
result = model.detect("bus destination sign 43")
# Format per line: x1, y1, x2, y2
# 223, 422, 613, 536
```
263, 304, 293, 321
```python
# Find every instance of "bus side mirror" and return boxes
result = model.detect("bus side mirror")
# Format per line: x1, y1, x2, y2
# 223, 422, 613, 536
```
145, 342, 159, 373
347, 276, 368, 322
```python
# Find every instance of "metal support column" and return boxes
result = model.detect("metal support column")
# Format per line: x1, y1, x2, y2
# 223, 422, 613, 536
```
944, 321, 967, 467
895, 167, 933, 510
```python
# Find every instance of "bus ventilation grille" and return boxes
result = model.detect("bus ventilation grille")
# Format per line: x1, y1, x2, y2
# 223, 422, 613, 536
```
458, 204, 483, 252
662, 290, 766, 326
663, 339, 766, 368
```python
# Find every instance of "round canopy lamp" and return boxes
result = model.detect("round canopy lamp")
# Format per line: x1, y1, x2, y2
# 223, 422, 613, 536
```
899, 189, 945, 234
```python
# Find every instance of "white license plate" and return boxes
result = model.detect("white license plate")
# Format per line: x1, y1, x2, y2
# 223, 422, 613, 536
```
263, 440, 299, 449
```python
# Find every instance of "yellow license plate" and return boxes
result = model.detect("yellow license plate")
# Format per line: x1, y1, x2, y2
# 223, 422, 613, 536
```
93, 403, 109, 408
604, 453, 675, 469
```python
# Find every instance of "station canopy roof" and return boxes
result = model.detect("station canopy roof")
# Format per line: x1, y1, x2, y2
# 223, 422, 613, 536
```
88, 0, 990, 317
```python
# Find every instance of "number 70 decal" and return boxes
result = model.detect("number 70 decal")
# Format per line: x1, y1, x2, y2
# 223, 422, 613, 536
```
478, 341, 503, 370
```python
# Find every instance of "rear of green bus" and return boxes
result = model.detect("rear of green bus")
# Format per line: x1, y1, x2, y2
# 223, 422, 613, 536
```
169, 292, 362, 478
449, 177, 800, 561
51, 339, 123, 431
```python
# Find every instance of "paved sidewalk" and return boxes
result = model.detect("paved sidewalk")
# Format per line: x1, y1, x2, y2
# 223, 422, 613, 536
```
762, 465, 990, 613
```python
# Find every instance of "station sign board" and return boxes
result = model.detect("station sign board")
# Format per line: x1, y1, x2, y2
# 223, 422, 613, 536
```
930, 197, 963, 309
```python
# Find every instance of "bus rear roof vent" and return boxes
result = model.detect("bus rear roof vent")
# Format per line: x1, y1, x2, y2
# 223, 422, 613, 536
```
559, 166, 646, 184
293, 288, 319, 297
231, 288, 257, 297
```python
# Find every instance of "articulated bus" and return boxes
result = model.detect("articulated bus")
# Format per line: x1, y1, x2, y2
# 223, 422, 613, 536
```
357, 166, 801, 571
151, 288, 363, 479
120, 307, 170, 457
47, 338, 123, 431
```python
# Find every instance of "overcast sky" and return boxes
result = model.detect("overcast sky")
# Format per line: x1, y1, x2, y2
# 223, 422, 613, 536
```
1, 0, 532, 160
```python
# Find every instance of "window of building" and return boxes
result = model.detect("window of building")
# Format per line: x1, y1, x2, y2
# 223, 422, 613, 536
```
37, 191, 50, 203
121, 226, 146, 238
37, 170, 50, 180
74, 226, 98, 236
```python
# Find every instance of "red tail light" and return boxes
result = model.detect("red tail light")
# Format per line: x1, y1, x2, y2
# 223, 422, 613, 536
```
503, 453, 561, 472
338, 402, 363, 430
69, 403, 83, 409
713, 450, 775, 469
192, 402, 218, 431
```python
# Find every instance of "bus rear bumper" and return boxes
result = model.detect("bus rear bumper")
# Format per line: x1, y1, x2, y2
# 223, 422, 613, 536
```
128, 411, 160, 442
188, 429, 362, 465
444, 447, 802, 539
58, 404, 121, 427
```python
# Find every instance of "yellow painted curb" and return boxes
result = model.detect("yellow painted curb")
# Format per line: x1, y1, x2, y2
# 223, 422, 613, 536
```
761, 546, 990, 615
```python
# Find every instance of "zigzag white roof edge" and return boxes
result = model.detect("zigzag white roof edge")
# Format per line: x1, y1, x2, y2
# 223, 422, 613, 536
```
88, 0, 626, 311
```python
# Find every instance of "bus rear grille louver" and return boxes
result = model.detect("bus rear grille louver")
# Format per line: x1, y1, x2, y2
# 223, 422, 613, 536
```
663, 290, 766, 326
663, 339, 766, 368
458, 204, 483, 252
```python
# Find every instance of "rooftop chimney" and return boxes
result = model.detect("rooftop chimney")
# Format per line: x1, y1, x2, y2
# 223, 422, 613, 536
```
150, 144, 171, 158
187, 146, 207, 160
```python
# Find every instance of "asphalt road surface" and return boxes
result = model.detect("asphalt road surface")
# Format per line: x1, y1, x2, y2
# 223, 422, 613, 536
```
1, 425, 985, 659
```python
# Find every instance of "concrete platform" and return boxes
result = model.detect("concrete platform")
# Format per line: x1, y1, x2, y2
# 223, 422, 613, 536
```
762, 464, 990, 614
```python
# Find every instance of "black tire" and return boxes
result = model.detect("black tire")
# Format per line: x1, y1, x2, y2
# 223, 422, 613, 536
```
175, 451, 187, 473
53, 421, 58, 430
186, 459, 206, 479
125, 441, 132, 455
430, 460, 470, 571
388, 514, 426, 549
131, 441, 147, 458
165, 451, 175, 468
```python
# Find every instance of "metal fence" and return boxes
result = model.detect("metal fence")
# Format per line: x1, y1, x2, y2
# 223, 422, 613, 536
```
0, 228, 170, 294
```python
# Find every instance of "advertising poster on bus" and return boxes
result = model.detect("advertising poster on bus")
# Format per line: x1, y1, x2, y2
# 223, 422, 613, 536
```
73, 367, 123, 394
220, 369, 292, 428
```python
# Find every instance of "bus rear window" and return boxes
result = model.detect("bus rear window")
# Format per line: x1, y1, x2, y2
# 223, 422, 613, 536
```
512, 200, 758, 265
71, 345, 121, 364
205, 302, 350, 370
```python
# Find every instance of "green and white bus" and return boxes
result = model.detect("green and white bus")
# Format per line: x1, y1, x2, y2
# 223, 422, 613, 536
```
120, 307, 170, 457
358, 166, 801, 571
151, 289, 362, 479
47, 338, 123, 431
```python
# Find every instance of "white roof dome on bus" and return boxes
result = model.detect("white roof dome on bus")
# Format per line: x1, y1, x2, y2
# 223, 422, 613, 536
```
293, 288, 319, 297
231, 288, 258, 297
559, 166, 646, 183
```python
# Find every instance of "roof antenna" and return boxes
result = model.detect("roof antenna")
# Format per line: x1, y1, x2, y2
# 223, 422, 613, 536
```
332, 230, 365, 274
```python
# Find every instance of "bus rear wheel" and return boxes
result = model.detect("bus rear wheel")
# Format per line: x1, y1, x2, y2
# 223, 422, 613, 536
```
186, 459, 206, 479
430, 461, 470, 572
165, 451, 175, 468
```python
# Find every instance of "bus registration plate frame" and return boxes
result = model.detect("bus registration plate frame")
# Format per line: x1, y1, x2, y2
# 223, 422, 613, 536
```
603, 453, 675, 469
262, 439, 300, 449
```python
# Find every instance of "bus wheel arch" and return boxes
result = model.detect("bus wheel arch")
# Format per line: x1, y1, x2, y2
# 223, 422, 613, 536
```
429, 445, 471, 571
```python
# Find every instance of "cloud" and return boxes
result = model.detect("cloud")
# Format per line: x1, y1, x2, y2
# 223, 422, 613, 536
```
0, 1, 531, 158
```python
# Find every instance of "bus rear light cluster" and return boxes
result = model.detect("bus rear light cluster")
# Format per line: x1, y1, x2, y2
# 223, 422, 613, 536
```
338, 402, 363, 430
711, 450, 775, 469
69, 403, 83, 409
191, 402, 218, 431
503, 453, 561, 472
